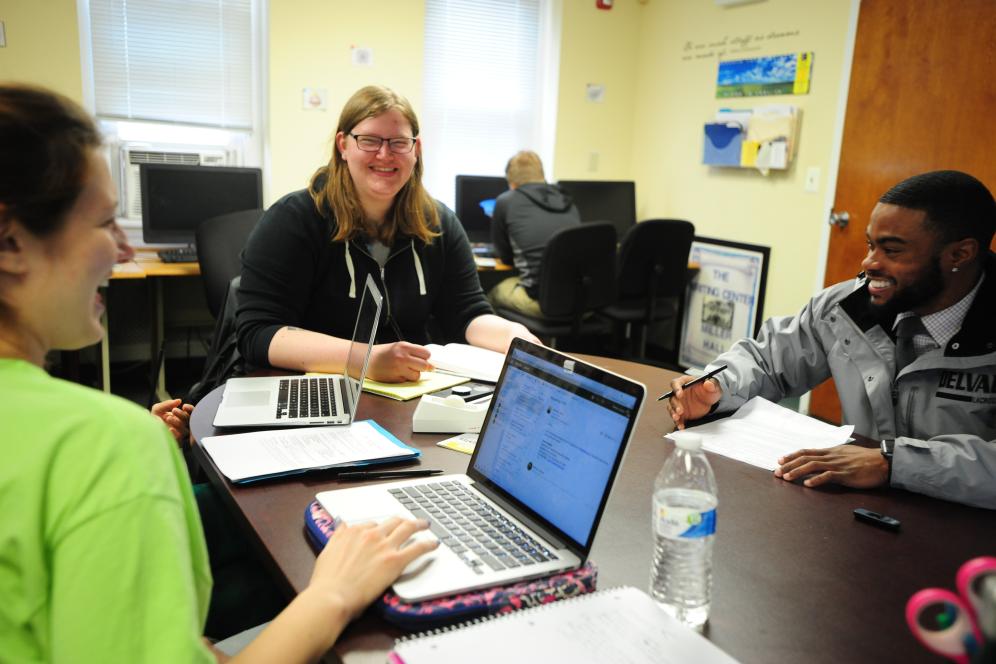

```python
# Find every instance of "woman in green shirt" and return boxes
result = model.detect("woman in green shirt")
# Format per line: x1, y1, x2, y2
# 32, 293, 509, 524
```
0, 84, 436, 663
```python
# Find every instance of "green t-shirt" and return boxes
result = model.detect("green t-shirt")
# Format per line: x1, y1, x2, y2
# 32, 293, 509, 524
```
0, 359, 214, 662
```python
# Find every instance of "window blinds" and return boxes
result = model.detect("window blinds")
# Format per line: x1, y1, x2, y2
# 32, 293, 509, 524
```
89, 0, 253, 129
422, 0, 543, 207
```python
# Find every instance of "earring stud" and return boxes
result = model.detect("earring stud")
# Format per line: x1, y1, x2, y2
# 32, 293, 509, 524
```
952, 267, 959, 273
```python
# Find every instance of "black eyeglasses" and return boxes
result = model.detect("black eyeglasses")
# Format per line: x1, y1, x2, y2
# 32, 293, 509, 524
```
349, 133, 417, 154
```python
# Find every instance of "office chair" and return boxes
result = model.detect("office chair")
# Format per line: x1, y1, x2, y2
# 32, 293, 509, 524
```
494, 223, 617, 349
195, 208, 264, 319
601, 219, 695, 362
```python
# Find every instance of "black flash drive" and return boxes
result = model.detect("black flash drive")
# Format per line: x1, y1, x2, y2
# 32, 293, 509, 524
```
853, 507, 901, 531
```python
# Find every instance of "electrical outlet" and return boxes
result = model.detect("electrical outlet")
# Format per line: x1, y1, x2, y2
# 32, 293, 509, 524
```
0, 21, 6, 48
588, 151, 599, 173
804, 166, 820, 193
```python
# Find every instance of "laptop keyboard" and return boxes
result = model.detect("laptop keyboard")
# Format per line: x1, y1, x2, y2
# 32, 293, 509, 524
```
389, 481, 557, 575
276, 377, 338, 419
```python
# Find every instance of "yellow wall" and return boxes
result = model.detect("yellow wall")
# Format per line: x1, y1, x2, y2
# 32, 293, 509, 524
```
553, 1, 641, 181
631, 0, 854, 318
267, 0, 425, 202
0, 0, 84, 103
3, 0, 853, 318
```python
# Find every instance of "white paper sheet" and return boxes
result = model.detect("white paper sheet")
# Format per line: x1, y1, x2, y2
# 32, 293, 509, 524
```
669, 397, 853, 471
201, 420, 416, 482
425, 343, 505, 382
391, 586, 739, 664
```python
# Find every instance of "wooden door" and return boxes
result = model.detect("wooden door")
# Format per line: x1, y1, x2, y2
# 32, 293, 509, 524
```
809, 0, 996, 423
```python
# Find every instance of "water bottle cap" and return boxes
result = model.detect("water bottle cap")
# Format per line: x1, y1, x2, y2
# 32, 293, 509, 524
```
675, 433, 703, 451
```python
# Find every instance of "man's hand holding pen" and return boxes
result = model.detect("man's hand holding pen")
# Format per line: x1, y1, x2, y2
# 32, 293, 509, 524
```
664, 369, 724, 430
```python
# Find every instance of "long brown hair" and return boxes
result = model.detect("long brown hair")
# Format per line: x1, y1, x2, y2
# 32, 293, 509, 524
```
0, 84, 102, 323
309, 86, 439, 245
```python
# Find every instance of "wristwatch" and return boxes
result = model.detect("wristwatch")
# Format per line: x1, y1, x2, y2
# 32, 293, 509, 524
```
880, 439, 895, 483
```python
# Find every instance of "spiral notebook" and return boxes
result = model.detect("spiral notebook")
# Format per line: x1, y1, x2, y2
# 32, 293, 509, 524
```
388, 586, 740, 664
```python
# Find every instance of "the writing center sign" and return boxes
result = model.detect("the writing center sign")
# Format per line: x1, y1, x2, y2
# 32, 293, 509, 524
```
680, 238, 770, 369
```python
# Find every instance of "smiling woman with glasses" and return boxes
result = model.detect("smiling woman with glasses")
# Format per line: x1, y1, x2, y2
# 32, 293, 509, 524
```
236, 85, 538, 384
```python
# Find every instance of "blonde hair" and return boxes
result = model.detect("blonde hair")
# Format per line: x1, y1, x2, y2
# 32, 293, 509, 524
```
309, 86, 439, 245
505, 150, 545, 187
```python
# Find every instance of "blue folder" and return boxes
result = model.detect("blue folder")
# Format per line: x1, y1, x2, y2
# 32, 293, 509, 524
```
703, 122, 744, 167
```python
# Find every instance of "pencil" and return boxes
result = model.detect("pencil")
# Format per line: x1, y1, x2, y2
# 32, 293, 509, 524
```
657, 364, 727, 401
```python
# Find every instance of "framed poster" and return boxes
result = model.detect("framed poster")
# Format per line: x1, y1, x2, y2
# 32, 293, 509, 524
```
679, 237, 770, 369
716, 52, 813, 98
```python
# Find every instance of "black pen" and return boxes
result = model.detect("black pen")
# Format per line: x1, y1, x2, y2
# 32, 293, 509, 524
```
657, 365, 728, 401
337, 469, 444, 481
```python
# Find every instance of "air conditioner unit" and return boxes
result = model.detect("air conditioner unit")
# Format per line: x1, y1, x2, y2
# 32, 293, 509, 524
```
114, 143, 241, 220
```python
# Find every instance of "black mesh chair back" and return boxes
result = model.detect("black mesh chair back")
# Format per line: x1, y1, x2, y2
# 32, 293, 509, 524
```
603, 219, 695, 361
537, 222, 618, 317
494, 222, 617, 348
195, 209, 264, 319
616, 219, 695, 305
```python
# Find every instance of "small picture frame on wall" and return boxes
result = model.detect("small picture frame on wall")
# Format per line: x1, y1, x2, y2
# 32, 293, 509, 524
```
679, 237, 770, 369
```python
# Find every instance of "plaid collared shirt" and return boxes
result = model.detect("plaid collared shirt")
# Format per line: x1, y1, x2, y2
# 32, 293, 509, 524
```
893, 274, 985, 356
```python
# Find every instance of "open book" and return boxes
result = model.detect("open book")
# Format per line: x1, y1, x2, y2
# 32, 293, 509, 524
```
424, 343, 505, 383
389, 586, 739, 664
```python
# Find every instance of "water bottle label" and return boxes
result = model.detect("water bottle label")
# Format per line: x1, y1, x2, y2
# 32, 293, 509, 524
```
655, 506, 717, 539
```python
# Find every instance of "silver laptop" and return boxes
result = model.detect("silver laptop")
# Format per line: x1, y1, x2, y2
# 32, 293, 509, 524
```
317, 338, 646, 602
213, 274, 382, 428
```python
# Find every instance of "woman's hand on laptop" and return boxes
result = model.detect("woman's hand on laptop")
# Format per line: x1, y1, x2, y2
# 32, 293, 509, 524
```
368, 342, 434, 383
307, 517, 439, 620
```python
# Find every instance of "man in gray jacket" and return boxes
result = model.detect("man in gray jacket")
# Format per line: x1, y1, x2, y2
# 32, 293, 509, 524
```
488, 151, 581, 316
667, 171, 996, 509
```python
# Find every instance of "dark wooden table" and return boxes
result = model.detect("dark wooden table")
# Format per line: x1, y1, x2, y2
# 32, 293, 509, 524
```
191, 355, 995, 663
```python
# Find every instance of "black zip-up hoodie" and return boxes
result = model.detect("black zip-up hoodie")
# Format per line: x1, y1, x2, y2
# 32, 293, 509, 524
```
490, 182, 581, 298
236, 188, 493, 367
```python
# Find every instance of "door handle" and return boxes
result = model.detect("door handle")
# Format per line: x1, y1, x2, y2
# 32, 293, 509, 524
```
828, 210, 850, 228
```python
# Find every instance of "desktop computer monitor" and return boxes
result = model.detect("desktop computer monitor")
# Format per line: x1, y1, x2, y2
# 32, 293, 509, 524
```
555, 180, 636, 240
455, 174, 508, 244
140, 164, 264, 244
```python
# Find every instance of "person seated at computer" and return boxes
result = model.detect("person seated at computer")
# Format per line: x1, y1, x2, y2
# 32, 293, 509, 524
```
237, 86, 538, 383
666, 171, 996, 509
488, 150, 581, 317
0, 83, 438, 662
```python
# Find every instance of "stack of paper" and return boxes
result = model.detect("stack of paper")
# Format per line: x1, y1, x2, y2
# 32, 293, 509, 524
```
200, 420, 420, 483
669, 397, 853, 471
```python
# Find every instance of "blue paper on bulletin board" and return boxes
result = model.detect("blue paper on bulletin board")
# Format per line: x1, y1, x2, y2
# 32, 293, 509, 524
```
703, 123, 744, 167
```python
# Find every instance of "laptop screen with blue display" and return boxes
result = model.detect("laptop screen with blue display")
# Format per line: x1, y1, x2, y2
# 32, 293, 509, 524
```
469, 342, 643, 552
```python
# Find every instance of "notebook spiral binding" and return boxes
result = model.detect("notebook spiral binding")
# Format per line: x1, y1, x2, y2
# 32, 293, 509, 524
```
394, 585, 619, 645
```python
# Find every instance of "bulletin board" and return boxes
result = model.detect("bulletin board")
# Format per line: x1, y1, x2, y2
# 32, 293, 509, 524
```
679, 237, 770, 369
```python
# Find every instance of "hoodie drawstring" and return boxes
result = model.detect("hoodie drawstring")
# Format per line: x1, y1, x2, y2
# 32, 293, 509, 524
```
411, 239, 426, 295
345, 239, 357, 298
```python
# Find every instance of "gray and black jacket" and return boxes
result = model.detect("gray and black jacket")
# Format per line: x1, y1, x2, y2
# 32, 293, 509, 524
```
708, 253, 996, 509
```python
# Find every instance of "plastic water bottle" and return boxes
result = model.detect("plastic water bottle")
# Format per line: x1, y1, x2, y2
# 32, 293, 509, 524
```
649, 432, 718, 629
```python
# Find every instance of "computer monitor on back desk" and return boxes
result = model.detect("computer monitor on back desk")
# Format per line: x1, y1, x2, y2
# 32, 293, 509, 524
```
140, 164, 263, 245
454, 174, 508, 244
555, 179, 636, 241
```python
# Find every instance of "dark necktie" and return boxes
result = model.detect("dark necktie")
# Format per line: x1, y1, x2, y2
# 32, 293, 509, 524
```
894, 315, 927, 373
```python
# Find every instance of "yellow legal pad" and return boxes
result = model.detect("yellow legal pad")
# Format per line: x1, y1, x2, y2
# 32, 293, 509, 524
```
361, 372, 470, 401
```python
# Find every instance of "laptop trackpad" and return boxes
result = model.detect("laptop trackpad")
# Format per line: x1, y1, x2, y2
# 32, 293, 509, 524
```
227, 391, 271, 407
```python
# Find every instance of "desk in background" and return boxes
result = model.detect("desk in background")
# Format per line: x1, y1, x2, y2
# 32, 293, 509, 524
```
189, 356, 994, 663
103, 250, 202, 399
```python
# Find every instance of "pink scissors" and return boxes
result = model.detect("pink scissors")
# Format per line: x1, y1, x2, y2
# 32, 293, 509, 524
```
906, 556, 996, 663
